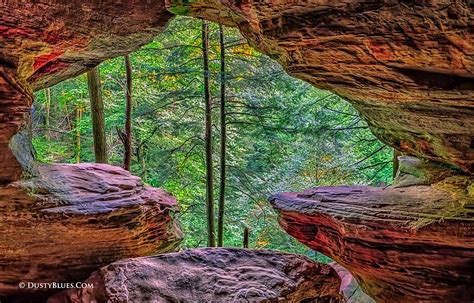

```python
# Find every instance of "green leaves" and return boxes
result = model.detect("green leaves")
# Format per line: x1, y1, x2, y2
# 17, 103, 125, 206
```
32, 16, 391, 259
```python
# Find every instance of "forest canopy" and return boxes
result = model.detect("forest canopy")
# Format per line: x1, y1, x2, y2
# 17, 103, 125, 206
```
32, 16, 393, 260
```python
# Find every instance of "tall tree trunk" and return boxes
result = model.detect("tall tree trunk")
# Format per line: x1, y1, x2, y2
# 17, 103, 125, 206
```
217, 24, 226, 247
43, 87, 51, 138
202, 20, 215, 247
87, 66, 108, 163
123, 54, 133, 171
43, 88, 51, 127
243, 227, 249, 249
75, 106, 82, 163
393, 149, 401, 179
63, 86, 72, 131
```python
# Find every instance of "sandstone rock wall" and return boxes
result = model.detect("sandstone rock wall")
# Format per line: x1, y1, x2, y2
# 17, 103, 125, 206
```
0, 163, 183, 296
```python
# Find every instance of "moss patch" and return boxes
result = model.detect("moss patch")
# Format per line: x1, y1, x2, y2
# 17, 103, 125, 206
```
409, 176, 474, 229
167, 0, 194, 15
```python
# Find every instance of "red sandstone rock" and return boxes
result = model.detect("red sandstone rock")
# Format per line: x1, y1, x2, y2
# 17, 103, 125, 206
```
0, 0, 172, 183
48, 248, 344, 303
270, 179, 474, 303
0, 163, 183, 296
0, 1, 473, 183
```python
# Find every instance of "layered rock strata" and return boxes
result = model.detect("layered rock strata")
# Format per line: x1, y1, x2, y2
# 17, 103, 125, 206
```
0, 163, 183, 296
270, 175, 474, 302
48, 248, 344, 303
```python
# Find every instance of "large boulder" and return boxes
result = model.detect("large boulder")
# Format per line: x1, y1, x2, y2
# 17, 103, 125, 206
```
0, 163, 183, 297
270, 174, 474, 302
48, 248, 344, 303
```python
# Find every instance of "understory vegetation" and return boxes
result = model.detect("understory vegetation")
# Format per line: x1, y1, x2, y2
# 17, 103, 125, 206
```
32, 17, 393, 261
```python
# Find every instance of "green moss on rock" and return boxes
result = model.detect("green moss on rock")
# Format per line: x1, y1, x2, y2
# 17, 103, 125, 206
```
167, 0, 193, 15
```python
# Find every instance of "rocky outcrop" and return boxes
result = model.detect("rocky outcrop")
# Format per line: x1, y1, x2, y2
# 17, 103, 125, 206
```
48, 248, 344, 303
0, 1, 473, 183
270, 176, 474, 302
0, 0, 173, 183
1, 2, 473, 301
167, 0, 474, 173
2, 1, 172, 90
0, 163, 183, 296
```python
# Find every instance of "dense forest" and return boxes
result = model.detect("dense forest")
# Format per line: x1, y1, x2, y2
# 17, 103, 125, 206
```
31, 17, 393, 260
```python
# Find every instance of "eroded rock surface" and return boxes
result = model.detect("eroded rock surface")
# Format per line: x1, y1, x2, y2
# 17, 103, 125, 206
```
0, 0, 172, 183
0, 1, 473, 183
48, 248, 343, 303
0, 163, 183, 296
270, 178, 474, 303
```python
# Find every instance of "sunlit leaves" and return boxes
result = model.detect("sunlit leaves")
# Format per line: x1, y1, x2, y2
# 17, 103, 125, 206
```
32, 16, 392, 260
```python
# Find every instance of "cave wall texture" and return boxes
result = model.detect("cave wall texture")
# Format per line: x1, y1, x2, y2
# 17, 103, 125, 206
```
0, 1, 473, 183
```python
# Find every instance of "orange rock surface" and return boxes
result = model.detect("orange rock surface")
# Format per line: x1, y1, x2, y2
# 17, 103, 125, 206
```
0, 163, 182, 296
270, 180, 474, 302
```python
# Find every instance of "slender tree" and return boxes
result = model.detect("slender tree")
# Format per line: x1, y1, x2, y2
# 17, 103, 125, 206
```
217, 24, 227, 247
123, 54, 133, 171
393, 149, 401, 179
75, 105, 82, 163
43, 87, 51, 138
243, 227, 249, 248
43, 88, 51, 128
202, 20, 216, 247
87, 66, 108, 163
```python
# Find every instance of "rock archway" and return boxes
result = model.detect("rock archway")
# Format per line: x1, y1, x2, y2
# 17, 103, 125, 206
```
1, 1, 473, 302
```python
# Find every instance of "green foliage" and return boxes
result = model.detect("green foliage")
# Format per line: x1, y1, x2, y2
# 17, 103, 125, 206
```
32, 16, 392, 263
